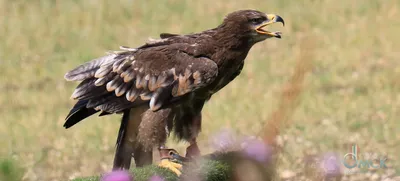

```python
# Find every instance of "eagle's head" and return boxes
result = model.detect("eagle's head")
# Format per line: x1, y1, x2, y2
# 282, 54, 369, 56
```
220, 10, 285, 43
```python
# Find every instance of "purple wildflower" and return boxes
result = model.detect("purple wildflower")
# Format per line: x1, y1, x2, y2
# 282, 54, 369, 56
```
241, 138, 272, 163
148, 175, 164, 181
209, 128, 237, 150
101, 170, 133, 181
320, 152, 341, 177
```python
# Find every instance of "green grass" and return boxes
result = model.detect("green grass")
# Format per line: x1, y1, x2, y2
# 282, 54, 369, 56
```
0, 157, 24, 181
71, 160, 228, 181
1, 0, 399, 180
72, 152, 271, 181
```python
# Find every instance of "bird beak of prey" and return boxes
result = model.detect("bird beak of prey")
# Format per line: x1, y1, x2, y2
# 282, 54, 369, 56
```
255, 14, 285, 38
171, 152, 190, 162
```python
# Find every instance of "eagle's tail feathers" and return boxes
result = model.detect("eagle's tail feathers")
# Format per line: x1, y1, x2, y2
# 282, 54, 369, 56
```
113, 109, 133, 170
63, 100, 99, 128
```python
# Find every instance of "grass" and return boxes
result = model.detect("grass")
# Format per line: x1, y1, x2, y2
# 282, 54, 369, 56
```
0, 0, 399, 180
0, 157, 24, 181
71, 152, 271, 181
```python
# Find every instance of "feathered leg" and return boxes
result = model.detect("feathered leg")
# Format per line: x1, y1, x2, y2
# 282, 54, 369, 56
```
113, 106, 150, 170
174, 99, 205, 159
185, 113, 202, 159
136, 108, 184, 176
133, 144, 152, 167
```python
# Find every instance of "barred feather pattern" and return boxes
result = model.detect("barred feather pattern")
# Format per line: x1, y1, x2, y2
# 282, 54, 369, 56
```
65, 45, 218, 113
64, 54, 118, 81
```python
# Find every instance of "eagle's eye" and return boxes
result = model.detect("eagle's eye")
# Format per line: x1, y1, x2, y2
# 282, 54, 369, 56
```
249, 17, 265, 25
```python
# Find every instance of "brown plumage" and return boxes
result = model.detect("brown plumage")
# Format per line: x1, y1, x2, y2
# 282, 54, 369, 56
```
63, 9, 284, 171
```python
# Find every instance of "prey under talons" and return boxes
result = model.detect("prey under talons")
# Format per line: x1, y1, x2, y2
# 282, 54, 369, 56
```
157, 148, 189, 176
158, 159, 183, 176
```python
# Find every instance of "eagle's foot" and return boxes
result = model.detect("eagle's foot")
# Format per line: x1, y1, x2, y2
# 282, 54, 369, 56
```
158, 159, 183, 176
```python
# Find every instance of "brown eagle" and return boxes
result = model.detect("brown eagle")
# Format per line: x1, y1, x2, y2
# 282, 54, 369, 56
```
63, 9, 284, 175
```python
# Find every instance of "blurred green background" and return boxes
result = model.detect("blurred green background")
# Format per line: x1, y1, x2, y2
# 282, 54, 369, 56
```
0, 0, 399, 180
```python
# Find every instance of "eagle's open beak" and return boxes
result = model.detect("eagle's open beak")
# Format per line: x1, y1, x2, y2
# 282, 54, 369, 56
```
256, 14, 285, 38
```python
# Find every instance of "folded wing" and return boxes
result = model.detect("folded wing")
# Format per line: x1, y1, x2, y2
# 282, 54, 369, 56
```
64, 44, 218, 128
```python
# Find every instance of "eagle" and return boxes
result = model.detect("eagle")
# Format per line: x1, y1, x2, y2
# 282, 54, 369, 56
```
63, 9, 284, 175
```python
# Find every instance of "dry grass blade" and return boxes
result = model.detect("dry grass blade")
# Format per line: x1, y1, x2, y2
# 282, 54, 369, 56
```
261, 35, 315, 147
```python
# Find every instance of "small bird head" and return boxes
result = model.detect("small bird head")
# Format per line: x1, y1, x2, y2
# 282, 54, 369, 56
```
158, 148, 190, 163
221, 10, 285, 43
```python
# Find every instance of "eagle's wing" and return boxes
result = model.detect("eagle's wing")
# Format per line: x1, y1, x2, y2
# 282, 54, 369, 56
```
64, 44, 218, 127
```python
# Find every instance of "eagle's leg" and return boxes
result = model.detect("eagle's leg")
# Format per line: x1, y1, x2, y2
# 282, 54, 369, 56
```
136, 108, 185, 176
185, 113, 202, 159
186, 138, 201, 158
157, 147, 186, 176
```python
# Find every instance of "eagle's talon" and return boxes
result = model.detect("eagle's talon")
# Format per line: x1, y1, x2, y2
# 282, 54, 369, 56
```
158, 159, 183, 176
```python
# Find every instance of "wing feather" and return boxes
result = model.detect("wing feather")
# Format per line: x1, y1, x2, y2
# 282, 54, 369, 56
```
64, 54, 117, 81
65, 44, 218, 114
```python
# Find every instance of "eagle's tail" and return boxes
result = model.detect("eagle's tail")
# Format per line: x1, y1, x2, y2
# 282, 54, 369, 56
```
64, 100, 99, 129
113, 106, 153, 170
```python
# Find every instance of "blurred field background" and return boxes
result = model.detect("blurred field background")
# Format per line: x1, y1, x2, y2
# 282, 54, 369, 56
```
0, 0, 399, 180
